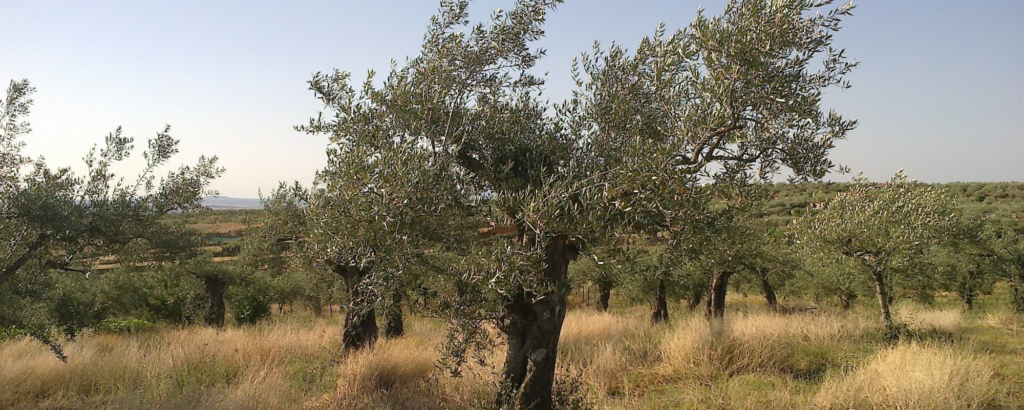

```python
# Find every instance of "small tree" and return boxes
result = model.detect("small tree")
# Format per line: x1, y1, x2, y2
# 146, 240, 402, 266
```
928, 216, 1000, 310
793, 172, 956, 341
986, 227, 1024, 311
182, 258, 240, 328
0, 79, 223, 359
298, 71, 471, 349
575, 244, 628, 312
794, 250, 867, 310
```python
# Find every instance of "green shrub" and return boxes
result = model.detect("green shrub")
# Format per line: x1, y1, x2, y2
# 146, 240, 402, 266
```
234, 292, 271, 325
97, 318, 155, 334
0, 326, 27, 342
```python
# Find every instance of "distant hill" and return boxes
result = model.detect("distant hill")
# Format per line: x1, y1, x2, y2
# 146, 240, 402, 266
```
202, 196, 262, 210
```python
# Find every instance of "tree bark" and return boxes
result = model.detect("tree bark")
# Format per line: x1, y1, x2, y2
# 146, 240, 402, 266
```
651, 278, 669, 323
496, 234, 577, 410
597, 283, 611, 312
384, 287, 404, 338
870, 269, 898, 342
334, 264, 378, 351
961, 265, 979, 311
202, 276, 227, 328
761, 275, 779, 312
706, 271, 733, 319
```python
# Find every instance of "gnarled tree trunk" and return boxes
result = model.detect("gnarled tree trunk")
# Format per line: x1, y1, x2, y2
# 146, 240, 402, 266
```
706, 270, 733, 319
496, 234, 578, 410
334, 264, 378, 350
202, 276, 227, 328
384, 287, 404, 338
651, 278, 669, 323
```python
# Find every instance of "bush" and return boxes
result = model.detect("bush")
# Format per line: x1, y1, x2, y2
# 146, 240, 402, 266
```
234, 292, 271, 325
96, 318, 155, 334
139, 269, 208, 325
0, 326, 27, 343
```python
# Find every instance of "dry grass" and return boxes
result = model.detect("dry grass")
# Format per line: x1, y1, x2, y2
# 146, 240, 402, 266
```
0, 321, 343, 409
897, 303, 964, 334
658, 311, 867, 381
558, 309, 661, 401
2, 299, 1023, 409
815, 343, 998, 409
307, 319, 496, 410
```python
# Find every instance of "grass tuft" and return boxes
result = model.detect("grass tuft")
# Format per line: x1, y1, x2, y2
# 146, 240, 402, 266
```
815, 342, 998, 409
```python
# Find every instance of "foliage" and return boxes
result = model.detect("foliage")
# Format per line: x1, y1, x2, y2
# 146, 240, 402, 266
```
292, 0, 860, 406
0, 79, 223, 359
793, 171, 957, 339
96, 318, 155, 334
233, 289, 272, 325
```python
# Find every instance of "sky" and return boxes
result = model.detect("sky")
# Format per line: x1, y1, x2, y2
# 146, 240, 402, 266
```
2, 1, 1022, 198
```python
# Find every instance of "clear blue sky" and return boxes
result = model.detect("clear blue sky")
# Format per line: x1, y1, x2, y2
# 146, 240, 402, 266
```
2, 1, 1021, 197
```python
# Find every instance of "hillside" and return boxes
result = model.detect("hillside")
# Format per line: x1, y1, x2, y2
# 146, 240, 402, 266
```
766, 181, 1024, 232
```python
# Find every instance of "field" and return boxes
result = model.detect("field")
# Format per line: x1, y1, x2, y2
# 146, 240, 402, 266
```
4, 290, 1024, 410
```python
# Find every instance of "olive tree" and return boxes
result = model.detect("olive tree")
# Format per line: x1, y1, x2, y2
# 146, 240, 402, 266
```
793, 172, 956, 340
298, 0, 856, 406
927, 216, 1001, 310
297, 64, 472, 349
564, 0, 858, 324
982, 226, 1024, 311
0, 79, 223, 359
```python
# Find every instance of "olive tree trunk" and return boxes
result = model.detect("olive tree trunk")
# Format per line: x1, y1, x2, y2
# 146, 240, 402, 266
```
496, 234, 577, 410
761, 276, 779, 312
870, 268, 898, 342
384, 287, 404, 338
706, 271, 733, 319
651, 278, 669, 323
597, 281, 612, 312
203, 276, 227, 328
334, 264, 378, 351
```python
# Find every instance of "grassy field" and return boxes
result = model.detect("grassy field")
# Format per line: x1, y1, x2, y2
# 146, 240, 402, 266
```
3, 294, 1023, 410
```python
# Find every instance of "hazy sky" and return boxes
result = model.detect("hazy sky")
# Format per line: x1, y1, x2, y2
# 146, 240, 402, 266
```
2, 1, 1022, 197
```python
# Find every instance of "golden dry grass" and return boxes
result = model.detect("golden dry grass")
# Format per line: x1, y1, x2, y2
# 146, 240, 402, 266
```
307, 319, 496, 410
2, 299, 1023, 409
815, 343, 998, 409
0, 321, 343, 409
658, 311, 867, 380
897, 303, 964, 334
